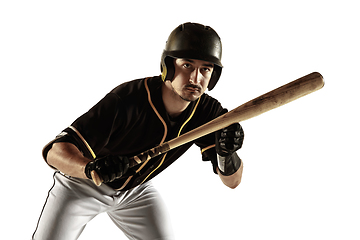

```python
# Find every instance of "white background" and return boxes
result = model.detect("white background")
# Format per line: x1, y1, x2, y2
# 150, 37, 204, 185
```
1, 0, 359, 239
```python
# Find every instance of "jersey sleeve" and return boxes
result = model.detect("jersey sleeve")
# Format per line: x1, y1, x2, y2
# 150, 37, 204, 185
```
70, 92, 124, 156
42, 92, 125, 166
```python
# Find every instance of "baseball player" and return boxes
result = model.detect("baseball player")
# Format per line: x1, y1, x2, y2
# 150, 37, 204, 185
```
32, 22, 244, 240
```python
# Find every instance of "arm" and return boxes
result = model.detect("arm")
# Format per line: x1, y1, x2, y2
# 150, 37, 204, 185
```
217, 160, 243, 189
47, 141, 130, 183
47, 142, 91, 179
44, 91, 128, 181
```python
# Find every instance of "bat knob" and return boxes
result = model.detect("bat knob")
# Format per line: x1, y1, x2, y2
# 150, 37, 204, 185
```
91, 170, 103, 186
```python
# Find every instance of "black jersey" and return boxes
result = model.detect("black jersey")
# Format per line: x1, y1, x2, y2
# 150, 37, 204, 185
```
43, 76, 227, 190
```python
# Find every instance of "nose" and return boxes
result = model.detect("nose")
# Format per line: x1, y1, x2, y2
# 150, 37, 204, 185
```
190, 68, 201, 84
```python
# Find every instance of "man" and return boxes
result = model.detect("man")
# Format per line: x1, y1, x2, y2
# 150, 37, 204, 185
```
33, 22, 244, 240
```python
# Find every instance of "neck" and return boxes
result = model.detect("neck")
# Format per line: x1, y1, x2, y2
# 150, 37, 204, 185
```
162, 81, 191, 118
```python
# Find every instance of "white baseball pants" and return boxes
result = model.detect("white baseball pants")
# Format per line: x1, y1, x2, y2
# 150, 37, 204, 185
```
32, 172, 174, 240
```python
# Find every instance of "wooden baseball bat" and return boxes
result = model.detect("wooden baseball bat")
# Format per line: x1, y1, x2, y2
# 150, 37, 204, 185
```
91, 72, 324, 186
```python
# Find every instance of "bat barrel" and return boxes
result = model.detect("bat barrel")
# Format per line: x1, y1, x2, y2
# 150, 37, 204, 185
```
228, 72, 324, 123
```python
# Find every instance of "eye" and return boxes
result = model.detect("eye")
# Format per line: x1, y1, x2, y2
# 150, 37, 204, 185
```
202, 66, 213, 73
183, 63, 192, 69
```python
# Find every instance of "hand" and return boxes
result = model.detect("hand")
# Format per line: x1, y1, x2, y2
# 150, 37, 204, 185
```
85, 155, 129, 183
215, 123, 244, 156
215, 123, 244, 176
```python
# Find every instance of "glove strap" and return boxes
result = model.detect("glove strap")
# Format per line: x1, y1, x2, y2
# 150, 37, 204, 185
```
217, 153, 241, 176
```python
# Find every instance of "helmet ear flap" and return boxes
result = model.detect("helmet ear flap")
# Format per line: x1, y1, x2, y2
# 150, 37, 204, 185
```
161, 56, 175, 82
207, 65, 222, 91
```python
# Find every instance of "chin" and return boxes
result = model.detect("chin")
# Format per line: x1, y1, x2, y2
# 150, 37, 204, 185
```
180, 93, 201, 102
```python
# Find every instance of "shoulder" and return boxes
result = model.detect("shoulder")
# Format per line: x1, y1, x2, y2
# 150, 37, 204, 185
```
110, 78, 145, 98
199, 93, 226, 114
110, 76, 162, 98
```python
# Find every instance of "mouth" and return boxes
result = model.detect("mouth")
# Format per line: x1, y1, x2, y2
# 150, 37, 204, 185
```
185, 84, 201, 92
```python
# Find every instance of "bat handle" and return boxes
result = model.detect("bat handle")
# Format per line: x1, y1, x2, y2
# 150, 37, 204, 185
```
91, 170, 103, 186
90, 156, 136, 187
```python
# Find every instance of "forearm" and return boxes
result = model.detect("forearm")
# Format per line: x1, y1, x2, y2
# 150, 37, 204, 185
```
47, 142, 92, 179
217, 160, 243, 189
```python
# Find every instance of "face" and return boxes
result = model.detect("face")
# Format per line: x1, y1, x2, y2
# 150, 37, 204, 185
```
169, 58, 214, 102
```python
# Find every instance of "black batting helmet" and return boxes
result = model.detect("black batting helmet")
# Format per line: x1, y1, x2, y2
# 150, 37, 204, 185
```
160, 22, 223, 91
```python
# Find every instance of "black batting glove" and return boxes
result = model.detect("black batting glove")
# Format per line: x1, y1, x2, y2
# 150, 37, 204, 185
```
85, 155, 129, 183
215, 123, 244, 176
215, 123, 244, 156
